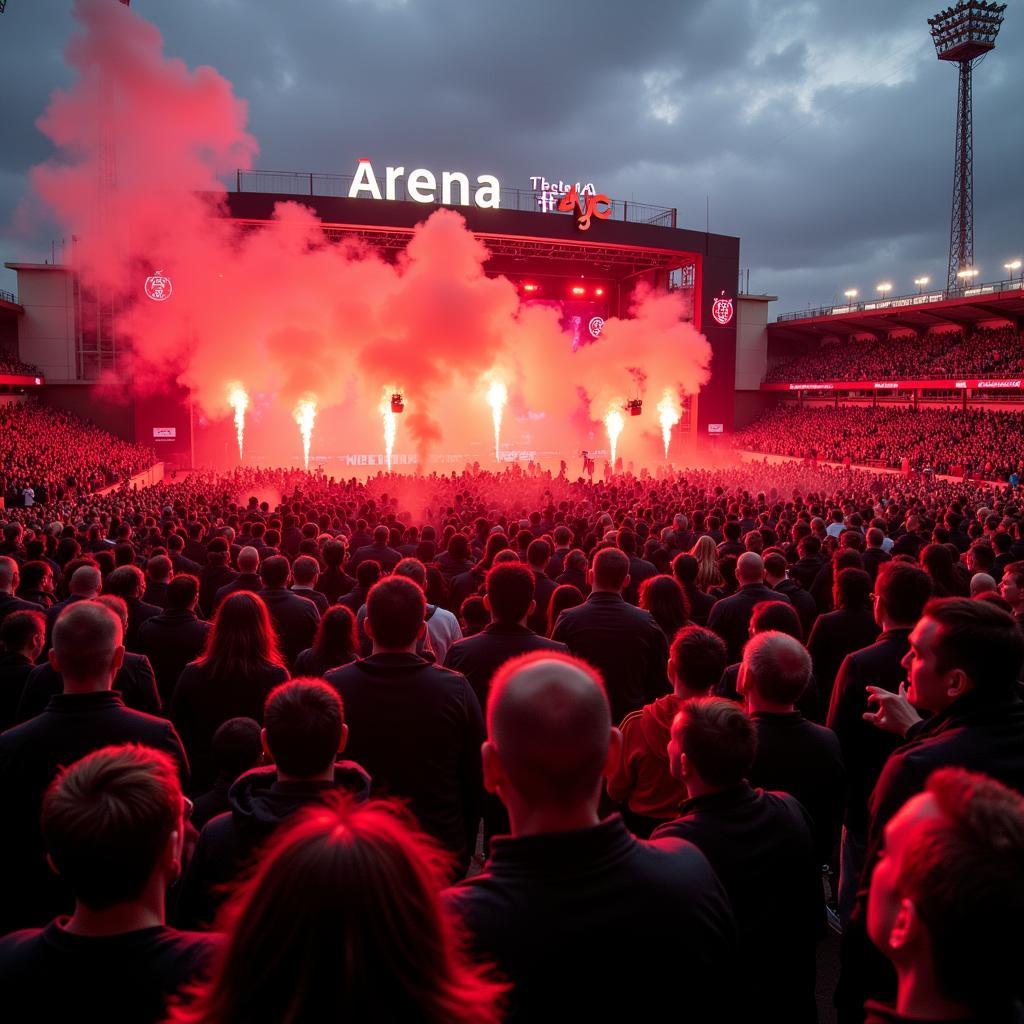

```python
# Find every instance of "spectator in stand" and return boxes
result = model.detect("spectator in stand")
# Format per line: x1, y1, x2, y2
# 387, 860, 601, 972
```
671, 553, 717, 626
315, 539, 354, 604
763, 550, 817, 639
807, 567, 880, 718
289, 555, 328, 615
608, 625, 728, 837
554, 547, 588, 593
445, 652, 736, 1023
459, 595, 489, 637
524, 539, 557, 635
143, 554, 173, 609
104, 565, 161, 651
170, 797, 505, 1024
863, 528, 891, 583
177, 679, 371, 929
257, 556, 320, 670
349, 524, 402, 573
838, 597, 1024, 1019
920, 543, 969, 597
170, 592, 289, 794
689, 535, 723, 593
337, 559, 380, 615
0, 745, 217, 1024
638, 573, 690, 642
552, 547, 670, 725
0, 556, 44, 624
213, 546, 260, 607
137, 575, 212, 707
393, 557, 463, 663
190, 717, 263, 830
865, 768, 1024, 1024
998, 560, 1024, 624
324, 576, 484, 875
292, 604, 359, 678
0, 610, 44, 731
16, 560, 56, 610
0, 601, 188, 933
198, 538, 236, 618
545, 583, 583, 636
739, 631, 845, 864
708, 552, 792, 663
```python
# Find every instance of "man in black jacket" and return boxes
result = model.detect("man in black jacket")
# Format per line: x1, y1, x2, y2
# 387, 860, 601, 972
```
137, 575, 212, 707
44, 564, 101, 647
740, 630, 845, 865
617, 528, 657, 605
653, 697, 821, 1023
764, 550, 816, 640
213, 545, 261, 607
104, 565, 161, 652
258, 556, 320, 669
176, 679, 370, 928
0, 601, 188, 933
0, 556, 44, 626
552, 547, 669, 724
197, 537, 237, 616
707, 552, 792, 663
827, 561, 931, 923
324, 576, 483, 874
337, 559, 380, 614
0, 610, 44, 731
837, 597, 1024, 1022
524, 538, 558, 636
315, 539, 355, 604
349, 525, 401, 573
0, 744, 217, 1024
445, 652, 737, 1023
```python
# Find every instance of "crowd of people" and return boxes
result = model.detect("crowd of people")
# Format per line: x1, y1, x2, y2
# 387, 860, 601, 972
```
0, 401, 157, 509
765, 324, 1023, 383
0, 352, 42, 377
735, 404, 1024, 481
1, 450, 1024, 1021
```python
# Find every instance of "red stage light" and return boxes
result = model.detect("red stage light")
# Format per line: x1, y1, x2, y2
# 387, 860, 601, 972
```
595, 287, 604, 296
571, 285, 586, 296
522, 282, 539, 292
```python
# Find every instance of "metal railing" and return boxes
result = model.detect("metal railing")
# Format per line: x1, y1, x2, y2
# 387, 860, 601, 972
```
235, 169, 677, 228
776, 275, 1024, 322
0, 289, 17, 305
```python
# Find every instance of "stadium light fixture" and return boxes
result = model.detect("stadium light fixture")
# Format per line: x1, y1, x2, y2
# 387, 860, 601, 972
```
876, 283, 893, 298
956, 267, 979, 279
914, 276, 930, 292
844, 289, 858, 300
1004, 259, 1022, 280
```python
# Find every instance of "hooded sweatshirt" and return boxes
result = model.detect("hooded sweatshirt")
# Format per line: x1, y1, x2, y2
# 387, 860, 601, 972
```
175, 761, 371, 928
606, 694, 687, 823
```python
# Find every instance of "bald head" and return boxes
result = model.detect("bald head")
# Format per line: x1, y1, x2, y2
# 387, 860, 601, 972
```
50, 601, 124, 690
0, 556, 17, 593
741, 630, 811, 707
237, 546, 259, 573
487, 652, 611, 809
736, 551, 764, 585
69, 565, 102, 598
970, 572, 997, 597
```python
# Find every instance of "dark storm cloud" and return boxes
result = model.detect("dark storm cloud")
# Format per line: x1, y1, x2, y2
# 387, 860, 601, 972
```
0, 0, 1020, 314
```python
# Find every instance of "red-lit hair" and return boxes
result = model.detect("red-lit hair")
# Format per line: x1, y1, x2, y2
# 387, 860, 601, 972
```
197, 591, 283, 681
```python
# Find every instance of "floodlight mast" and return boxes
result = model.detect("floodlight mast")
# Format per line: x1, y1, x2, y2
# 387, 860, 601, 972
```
928, 2, 1006, 292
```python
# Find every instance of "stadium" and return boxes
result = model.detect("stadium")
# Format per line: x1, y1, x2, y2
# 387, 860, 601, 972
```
1, 2, 1023, 1023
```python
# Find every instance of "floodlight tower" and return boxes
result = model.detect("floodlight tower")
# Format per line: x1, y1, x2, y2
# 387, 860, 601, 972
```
928, 2, 1006, 292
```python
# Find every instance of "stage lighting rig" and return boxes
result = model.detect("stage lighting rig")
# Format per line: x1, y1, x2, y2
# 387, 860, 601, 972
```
625, 399, 643, 417
390, 393, 405, 413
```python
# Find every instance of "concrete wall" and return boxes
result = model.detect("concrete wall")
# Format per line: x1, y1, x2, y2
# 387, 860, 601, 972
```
13, 268, 76, 382
734, 294, 776, 391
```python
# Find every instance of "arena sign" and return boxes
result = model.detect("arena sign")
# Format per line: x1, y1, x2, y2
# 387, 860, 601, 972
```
767, 379, 1023, 392
348, 158, 501, 208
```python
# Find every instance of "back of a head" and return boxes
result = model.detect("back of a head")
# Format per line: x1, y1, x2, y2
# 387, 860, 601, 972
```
106, 564, 144, 601
260, 555, 290, 589
237, 546, 260, 573
671, 553, 699, 586
323, 540, 346, 568
167, 573, 199, 612
894, 768, 1024, 1015
742, 630, 812, 705
526, 538, 550, 570
356, 559, 382, 589
394, 557, 428, 591
615, 529, 637, 555
736, 551, 764, 585
2, 609, 45, 655
591, 547, 629, 591
373, 525, 389, 544
674, 696, 757, 788
970, 572, 997, 597
762, 552, 787, 580
750, 600, 802, 640
205, 592, 280, 675
292, 555, 319, 586
170, 796, 504, 1023
876, 561, 932, 626
670, 626, 728, 694
212, 717, 263, 777
366, 576, 425, 650
147, 554, 172, 583
835, 567, 872, 610
485, 563, 535, 625
314, 605, 358, 661
264, 679, 345, 778
924, 597, 1024, 697
52, 601, 123, 687
42, 744, 181, 909
487, 652, 610, 810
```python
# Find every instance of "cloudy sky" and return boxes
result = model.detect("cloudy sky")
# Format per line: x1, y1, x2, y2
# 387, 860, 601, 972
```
1, 0, 1021, 317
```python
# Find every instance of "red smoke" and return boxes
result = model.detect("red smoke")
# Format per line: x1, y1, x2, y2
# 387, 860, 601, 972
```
28, 0, 712, 469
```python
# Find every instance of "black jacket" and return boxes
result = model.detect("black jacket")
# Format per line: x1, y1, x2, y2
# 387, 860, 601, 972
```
0, 592, 44, 627
552, 592, 670, 725
0, 691, 188, 932
623, 555, 658, 605
748, 710, 846, 863
124, 597, 162, 652
290, 586, 329, 615
807, 607, 880, 721
170, 660, 289, 794
707, 582, 793, 663
826, 629, 910, 836
790, 555, 825, 593
198, 563, 237, 616
350, 542, 401, 573
316, 565, 355, 604
259, 588, 320, 669
0, 651, 34, 732
862, 547, 891, 582
444, 623, 568, 708
445, 816, 737, 1023
682, 582, 717, 627
17, 652, 161, 722
772, 577, 817, 641
653, 784, 821, 1022
324, 653, 484, 867
137, 610, 212, 706
176, 762, 371, 928
213, 572, 261, 608
0, 921, 217, 1024
527, 571, 558, 635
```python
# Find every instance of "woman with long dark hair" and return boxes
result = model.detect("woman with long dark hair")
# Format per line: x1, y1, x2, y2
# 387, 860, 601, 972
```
170, 592, 288, 793
167, 797, 506, 1024
546, 583, 584, 636
639, 574, 690, 642
292, 605, 359, 678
